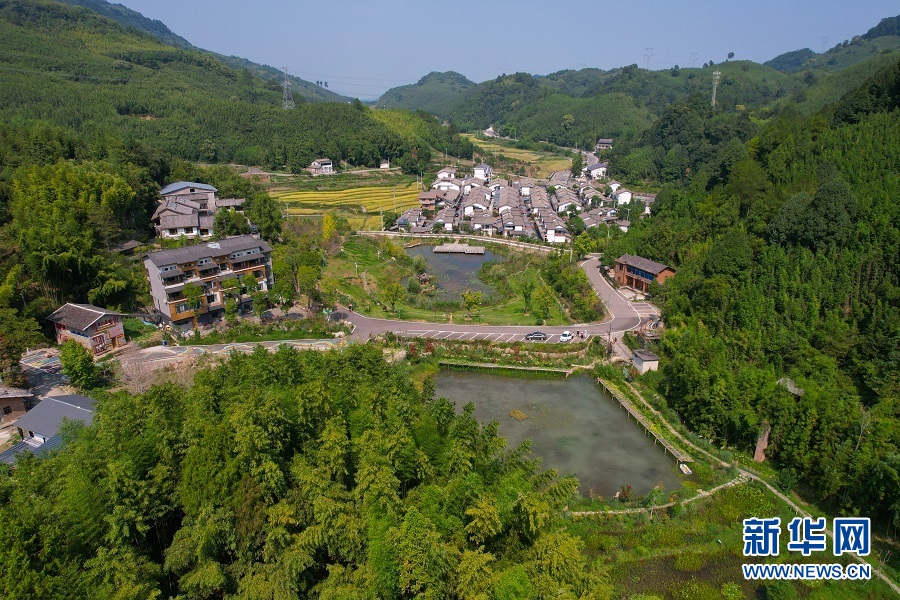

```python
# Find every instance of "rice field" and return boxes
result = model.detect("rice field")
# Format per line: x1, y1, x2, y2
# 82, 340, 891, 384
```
272, 183, 422, 215
462, 135, 572, 177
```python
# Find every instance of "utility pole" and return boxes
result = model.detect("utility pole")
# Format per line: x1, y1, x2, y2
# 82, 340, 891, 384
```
282, 67, 295, 110
711, 70, 721, 108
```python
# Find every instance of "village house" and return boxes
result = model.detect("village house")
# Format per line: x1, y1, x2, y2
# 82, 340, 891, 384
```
380, 159, 390, 169
553, 188, 581, 213
614, 188, 634, 205
308, 158, 334, 175
614, 254, 675, 293
47, 303, 126, 355
0, 386, 32, 425
0, 394, 95, 465
436, 166, 457, 180
584, 162, 608, 179
432, 177, 463, 193
152, 181, 246, 239
144, 235, 273, 331
473, 163, 492, 181
606, 179, 622, 193
632, 349, 660, 374
596, 138, 614, 150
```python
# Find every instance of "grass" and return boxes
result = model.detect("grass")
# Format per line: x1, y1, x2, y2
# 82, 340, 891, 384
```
462, 134, 572, 177
123, 317, 157, 342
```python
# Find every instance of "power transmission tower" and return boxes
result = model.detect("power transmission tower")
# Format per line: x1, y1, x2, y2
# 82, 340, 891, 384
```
711, 70, 721, 107
644, 47, 654, 69
282, 67, 295, 110
690, 52, 698, 68
820, 36, 830, 53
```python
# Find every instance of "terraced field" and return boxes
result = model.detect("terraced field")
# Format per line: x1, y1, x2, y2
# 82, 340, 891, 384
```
462, 135, 572, 177
272, 183, 422, 230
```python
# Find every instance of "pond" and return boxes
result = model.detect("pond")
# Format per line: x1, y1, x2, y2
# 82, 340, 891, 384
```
405, 244, 502, 301
436, 371, 684, 498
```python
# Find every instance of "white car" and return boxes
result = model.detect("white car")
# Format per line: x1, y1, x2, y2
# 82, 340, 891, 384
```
560, 331, 573, 342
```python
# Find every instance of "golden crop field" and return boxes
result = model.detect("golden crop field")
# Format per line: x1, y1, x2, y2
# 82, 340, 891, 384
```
272, 183, 421, 214
462, 134, 572, 177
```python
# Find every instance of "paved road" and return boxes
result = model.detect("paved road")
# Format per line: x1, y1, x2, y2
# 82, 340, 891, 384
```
345, 255, 646, 353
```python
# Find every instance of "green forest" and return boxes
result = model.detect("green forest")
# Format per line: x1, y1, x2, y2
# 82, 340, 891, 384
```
577, 60, 900, 525
0, 346, 609, 599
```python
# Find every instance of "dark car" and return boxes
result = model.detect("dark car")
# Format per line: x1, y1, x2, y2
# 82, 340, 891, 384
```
524, 331, 548, 341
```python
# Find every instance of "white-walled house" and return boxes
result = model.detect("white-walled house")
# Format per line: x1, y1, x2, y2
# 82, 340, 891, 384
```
437, 166, 457, 180
615, 188, 633, 205
308, 159, 334, 174
473, 163, 492, 181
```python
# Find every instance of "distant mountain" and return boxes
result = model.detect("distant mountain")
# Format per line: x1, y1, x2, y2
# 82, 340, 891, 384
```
0, 0, 465, 173
56, 0, 348, 103
378, 71, 475, 116
766, 14, 900, 74
765, 49, 817, 73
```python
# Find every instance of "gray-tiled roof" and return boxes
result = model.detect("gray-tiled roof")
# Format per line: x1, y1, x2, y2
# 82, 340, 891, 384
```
160, 181, 217, 196
47, 303, 124, 331
15, 395, 95, 439
145, 236, 271, 267
633, 349, 659, 362
158, 214, 201, 229
0, 434, 65, 465
0, 385, 32, 399
616, 254, 669, 274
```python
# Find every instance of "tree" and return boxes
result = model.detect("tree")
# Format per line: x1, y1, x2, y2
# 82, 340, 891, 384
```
516, 276, 536, 315
213, 208, 250, 238
570, 152, 584, 177
533, 284, 555, 322
319, 277, 340, 308
461, 290, 483, 318
0, 308, 43, 386
224, 297, 238, 325
182, 283, 204, 311
241, 273, 259, 295
252, 291, 267, 319
296, 266, 320, 309
380, 280, 404, 313
465, 495, 502, 546
59, 339, 100, 391
727, 52, 735, 60
382, 211, 398, 230
322, 212, 337, 242
221, 277, 241, 300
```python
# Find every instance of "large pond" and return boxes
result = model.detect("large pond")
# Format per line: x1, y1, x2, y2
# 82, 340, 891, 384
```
436, 371, 683, 498
405, 245, 502, 301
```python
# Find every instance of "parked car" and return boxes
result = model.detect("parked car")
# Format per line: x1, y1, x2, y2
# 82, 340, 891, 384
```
560, 331, 574, 342
524, 331, 548, 341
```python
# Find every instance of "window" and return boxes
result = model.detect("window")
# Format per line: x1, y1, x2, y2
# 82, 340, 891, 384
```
175, 302, 190, 314
2, 406, 11, 416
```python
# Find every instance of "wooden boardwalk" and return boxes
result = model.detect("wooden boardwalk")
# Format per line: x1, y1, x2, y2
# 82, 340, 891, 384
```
598, 379, 693, 463
433, 243, 485, 254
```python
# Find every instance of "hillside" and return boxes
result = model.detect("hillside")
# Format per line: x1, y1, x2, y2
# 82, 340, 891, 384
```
56, 0, 348, 103
377, 71, 475, 116
766, 14, 900, 74
0, 0, 449, 172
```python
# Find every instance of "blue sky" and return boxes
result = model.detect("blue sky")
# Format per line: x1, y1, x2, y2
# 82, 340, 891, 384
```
118, 0, 897, 99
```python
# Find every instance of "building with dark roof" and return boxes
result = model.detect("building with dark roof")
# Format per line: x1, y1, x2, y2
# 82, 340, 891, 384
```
632, 349, 660, 374
0, 385, 32, 425
153, 182, 244, 240
47, 303, 126, 355
0, 395, 94, 465
144, 235, 273, 330
614, 254, 675, 293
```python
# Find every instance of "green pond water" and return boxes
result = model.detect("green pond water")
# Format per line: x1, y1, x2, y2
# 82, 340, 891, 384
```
436, 371, 683, 498
405, 245, 502, 301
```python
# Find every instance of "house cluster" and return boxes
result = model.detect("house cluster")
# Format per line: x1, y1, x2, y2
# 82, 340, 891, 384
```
613, 254, 675, 293
152, 181, 246, 239
392, 155, 647, 243
144, 234, 274, 331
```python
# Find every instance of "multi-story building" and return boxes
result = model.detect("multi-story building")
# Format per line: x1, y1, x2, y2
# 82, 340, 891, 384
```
144, 235, 273, 330
46, 303, 126, 355
614, 254, 675, 293
152, 181, 246, 239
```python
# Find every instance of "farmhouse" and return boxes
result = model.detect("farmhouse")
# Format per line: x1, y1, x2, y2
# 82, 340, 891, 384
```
0, 394, 95, 465
614, 254, 675, 293
596, 138, 614, 150
473, 163, 492, 181
47, 303, 126, 355
152, 181, 246, 239
308, 158, 334, 175
0, 386, 32, 425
